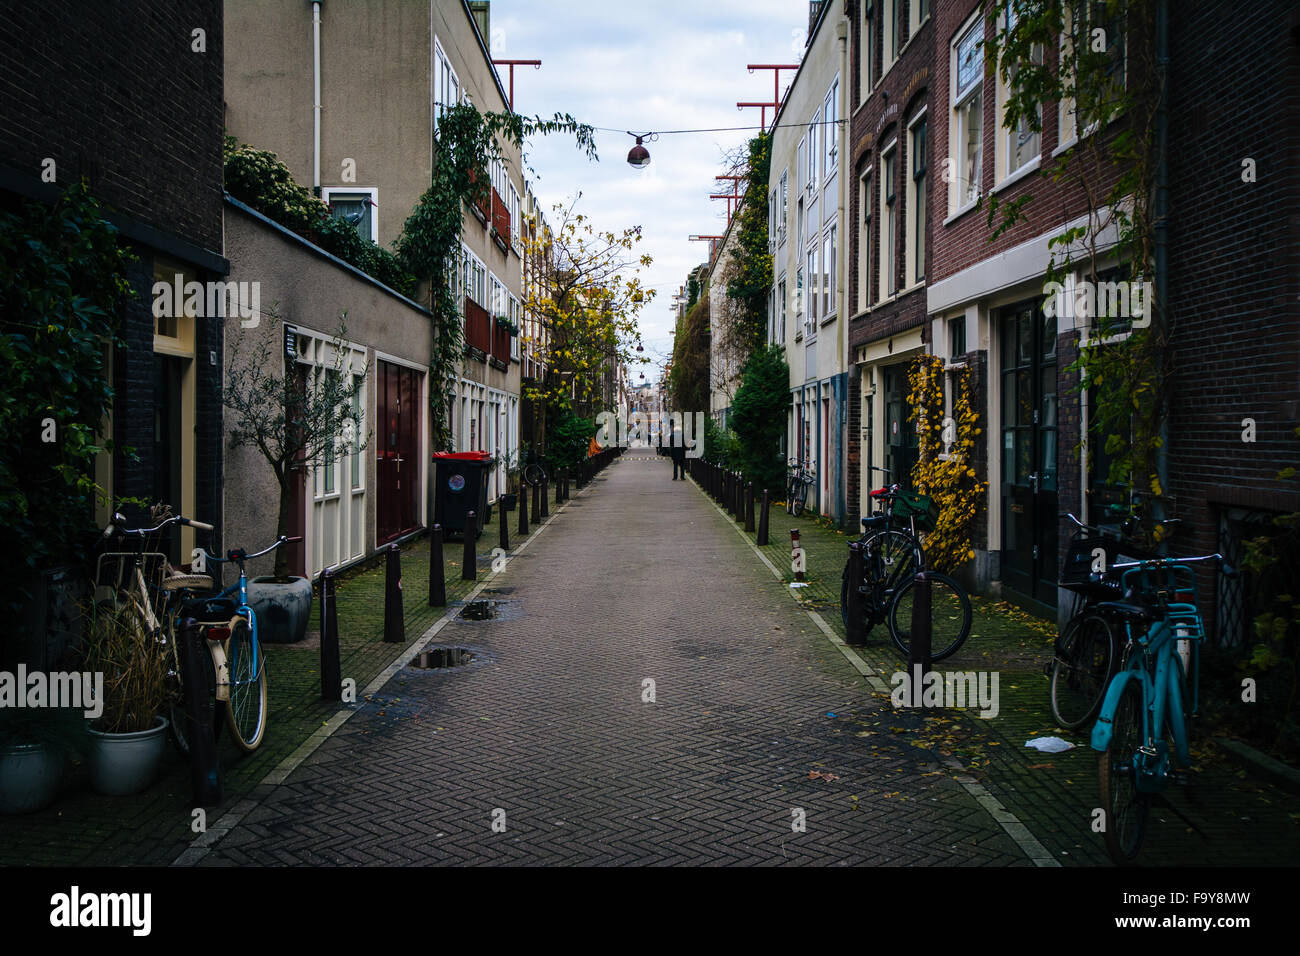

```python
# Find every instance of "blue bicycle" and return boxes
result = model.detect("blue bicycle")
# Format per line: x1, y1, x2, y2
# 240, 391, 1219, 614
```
192, 534, 299, 752
1090, 552, 1232, 864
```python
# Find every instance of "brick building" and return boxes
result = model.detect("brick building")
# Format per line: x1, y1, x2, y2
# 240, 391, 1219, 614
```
0, 0, 228, 570
846, 0, 936, 528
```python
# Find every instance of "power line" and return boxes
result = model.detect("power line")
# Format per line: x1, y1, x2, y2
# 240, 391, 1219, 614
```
592, 117, 845, 136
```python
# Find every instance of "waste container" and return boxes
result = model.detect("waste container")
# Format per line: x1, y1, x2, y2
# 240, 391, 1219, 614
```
432, 451, 491, 538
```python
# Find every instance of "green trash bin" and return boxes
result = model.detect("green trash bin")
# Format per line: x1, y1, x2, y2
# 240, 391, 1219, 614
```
432, 451, 491, 538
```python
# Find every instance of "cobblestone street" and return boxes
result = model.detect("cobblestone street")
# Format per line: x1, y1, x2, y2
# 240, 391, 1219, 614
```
198, 455, 1030, 865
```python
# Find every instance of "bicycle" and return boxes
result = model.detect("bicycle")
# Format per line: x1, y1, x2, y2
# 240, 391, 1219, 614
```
192, 535, 300, 752
785, 459, 814, 516
96, 509, 216, 756
1091, 552, 1231, 865
839, 469, 973, 661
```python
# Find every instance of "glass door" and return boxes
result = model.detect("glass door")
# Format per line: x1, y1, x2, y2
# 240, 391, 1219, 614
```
1000, 302, 1058, 607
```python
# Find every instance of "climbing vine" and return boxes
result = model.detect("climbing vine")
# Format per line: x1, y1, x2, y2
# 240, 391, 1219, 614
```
983, 0, 1165, 515
395, 105, 596, 450
722, 131, 773, 359
907, 356, 986, 576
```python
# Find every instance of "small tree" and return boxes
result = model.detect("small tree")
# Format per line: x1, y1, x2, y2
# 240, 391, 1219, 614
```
224, 310, 368, 580
728, 344, 790, 496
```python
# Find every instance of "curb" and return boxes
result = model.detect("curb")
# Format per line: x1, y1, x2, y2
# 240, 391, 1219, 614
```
1214, 736, 1300, 796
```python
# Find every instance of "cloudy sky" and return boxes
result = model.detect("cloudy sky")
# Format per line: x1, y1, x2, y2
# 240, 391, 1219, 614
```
491, 0, 813, 384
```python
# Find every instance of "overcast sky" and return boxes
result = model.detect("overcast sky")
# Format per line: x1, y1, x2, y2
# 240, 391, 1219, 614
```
492, 0, 812, 385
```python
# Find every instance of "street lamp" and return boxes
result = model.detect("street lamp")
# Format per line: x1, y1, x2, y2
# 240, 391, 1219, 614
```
626, 131, 656, 169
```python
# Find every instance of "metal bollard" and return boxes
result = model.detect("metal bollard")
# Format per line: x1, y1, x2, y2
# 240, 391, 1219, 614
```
757, 489, 770, 546
178, 617, 221, 806
428, 524, 446, 607
541, 477, 550, 518
906, 571, 933, 703
462, 513, 477, 581
383, 543, 404, 643
845, 542, 865, 646
320, 567, 342, 698
499, 497, 509, 552
518, 484, 529, 536
745, 482, 755, 532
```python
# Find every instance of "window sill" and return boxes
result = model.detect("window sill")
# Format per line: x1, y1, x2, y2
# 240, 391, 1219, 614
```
1051, 135, 1078, 158
820, 311, 838, 327
993, 156, 1041, 194
943, 200, 980, 227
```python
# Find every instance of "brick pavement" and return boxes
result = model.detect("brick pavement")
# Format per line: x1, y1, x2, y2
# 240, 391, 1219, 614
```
198, 455, 1032, 865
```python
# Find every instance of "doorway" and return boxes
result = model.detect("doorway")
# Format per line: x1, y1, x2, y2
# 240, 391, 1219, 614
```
377, 361, 421, 544
1000, 301, 1058, 608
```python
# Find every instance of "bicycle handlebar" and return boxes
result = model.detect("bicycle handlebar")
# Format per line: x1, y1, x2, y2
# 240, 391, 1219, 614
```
1106, 553, 1236, 577
102, 513, 213, 538
203, 535, 300, 564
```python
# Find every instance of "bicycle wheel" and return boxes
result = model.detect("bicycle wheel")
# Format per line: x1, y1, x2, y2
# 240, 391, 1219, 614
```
1050, 611, 1117, 730
224, 616, 267, 752
1098, 679, 1149, 864
791, 482, 805, 516
840, 532, 920, 637
888, 571, 973, 662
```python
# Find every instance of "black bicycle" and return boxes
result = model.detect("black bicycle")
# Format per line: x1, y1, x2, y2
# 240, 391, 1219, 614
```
840, 470, 973, 661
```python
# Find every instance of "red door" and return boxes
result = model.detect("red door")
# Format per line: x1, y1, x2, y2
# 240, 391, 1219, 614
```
377, 361, 421, 544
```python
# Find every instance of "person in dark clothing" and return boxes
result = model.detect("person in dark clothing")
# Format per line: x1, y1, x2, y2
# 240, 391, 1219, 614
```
667, 419, 687, 480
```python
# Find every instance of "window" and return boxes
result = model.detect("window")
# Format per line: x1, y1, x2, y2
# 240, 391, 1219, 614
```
881, 143, 897, 298
859, 170, 872, 313
1060, 1, 1126, 145
795, 266, 805, 334
808, 113, 819, 193
490, 274, 506, 317
806, 246, 819, 330
434, 39, 460, 132
509, 295, 522, 360
1000, 2, 1042, 180
778, 170, 788, 245
951, 16, 983, 211
823, 225, 837, 319
797, 196, 805, 251
509, 183, 521, 249
883, 0, 900, 70
911, 0, 930, 34
777, 275, 787, 344
909, 116, 927, 285
824, 79, 839, 178
859, 1, 873, 99
797, 136, 807, 194
948, 316, 966, 358
322, 188, 377, 243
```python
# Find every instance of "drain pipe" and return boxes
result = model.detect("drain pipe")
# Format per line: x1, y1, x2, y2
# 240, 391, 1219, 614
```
1154, 0, 1170, 545
312, 1, 322, 197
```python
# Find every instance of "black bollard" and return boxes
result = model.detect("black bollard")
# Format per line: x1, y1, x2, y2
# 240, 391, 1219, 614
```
383, 543, 404, 643
178, 617, 221, 806
845, 542, 866, 646
320, 567, 342, 698
745, 482, 755, 532
757, 489, 770, 546
531, 480, 540, 521
906, 571, 933, 704
541, 477, 550, 518
499, 497, 509, 552
462, 512, 477, 581
428, 524, 447, 607
518, 484, 529, 537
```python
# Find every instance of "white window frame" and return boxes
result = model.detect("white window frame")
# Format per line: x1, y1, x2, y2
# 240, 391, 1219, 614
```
949, 11, 984, 217
823, 77, 839, 180
807, 110, 820, 195
777, 273, 787, 345
433, 38, 460, 134
996, 2, 1042, 186
821, 224, 837, 323
859, 0, 873, 102
321, 186, 379, 244
778, 169, 788, 246
910, 0, 930, 36
880, 139, 897, 300
858, 166, 872, 314
906, 109, 927, 288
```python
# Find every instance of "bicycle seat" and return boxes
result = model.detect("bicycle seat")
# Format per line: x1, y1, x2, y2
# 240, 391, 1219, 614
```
162, 572, 214, 592
861, 515, 887, 530
179, 596, 236, 622
1097, 600, 1163, 623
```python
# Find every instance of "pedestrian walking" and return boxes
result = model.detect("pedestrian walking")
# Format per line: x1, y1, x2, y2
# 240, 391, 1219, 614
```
668, 418, 686, 480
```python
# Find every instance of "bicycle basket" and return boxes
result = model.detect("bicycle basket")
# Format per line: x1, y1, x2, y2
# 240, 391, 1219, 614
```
891, 490, 939, 533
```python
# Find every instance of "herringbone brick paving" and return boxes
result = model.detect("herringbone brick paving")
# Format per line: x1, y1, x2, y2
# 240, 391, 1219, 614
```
200, 455, 1032, 866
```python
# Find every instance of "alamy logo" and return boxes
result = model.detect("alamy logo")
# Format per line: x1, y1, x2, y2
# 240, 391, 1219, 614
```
595, 410, 705, 457
0, 665, 102, 719
891, 666, 1000, 718
152, 274, 261, 327
50, 886, 151, 936
1041, 279, 1152, 329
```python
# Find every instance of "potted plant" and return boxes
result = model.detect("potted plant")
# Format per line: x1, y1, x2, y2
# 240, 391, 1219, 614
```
0, 706, 85, 814
81, 604, 170, 796
494, 315, 520, 337
224, 310, 369, 643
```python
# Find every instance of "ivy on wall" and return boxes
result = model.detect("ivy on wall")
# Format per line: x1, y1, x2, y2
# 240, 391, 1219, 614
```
907, 356, 986, 576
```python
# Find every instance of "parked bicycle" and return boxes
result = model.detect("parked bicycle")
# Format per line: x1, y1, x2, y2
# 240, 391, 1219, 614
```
1091, 552, 1231, 864
96, 508, 216, 756
785, 458, 815, 516
839, 468, 973, 661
